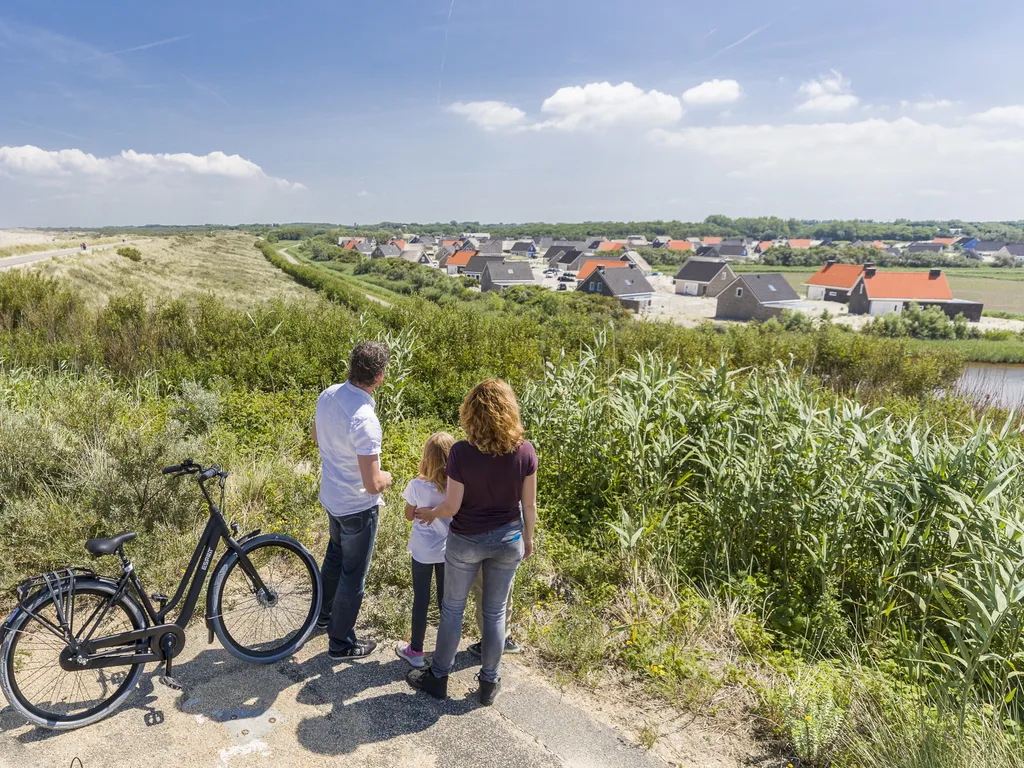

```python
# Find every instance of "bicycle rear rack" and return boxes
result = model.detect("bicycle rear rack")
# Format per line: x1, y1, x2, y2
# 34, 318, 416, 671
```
14, 568, 96, 636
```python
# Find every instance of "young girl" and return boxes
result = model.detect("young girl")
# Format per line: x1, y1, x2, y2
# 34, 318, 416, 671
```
395, 431, 456, 668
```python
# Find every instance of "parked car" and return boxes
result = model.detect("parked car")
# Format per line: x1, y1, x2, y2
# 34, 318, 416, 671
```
557, 274, 575, 283
557, 283, 567, 291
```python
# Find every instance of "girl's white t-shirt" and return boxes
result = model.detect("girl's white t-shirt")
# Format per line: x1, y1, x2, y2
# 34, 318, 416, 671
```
402, 478, 451, 564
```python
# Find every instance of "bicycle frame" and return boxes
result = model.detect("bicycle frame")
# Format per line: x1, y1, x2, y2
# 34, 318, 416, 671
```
17, 474, 271, 672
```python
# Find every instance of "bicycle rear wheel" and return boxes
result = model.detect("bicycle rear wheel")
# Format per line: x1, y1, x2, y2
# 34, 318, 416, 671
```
0, 580, 147, 729
209, 535, 320, 663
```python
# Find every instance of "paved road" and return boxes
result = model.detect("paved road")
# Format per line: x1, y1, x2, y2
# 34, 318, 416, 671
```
0, 241, 147, 270
0, 628, 666, 768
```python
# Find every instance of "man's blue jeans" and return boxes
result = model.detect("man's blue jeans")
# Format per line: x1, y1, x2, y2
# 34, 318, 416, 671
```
431, 521, 524, 683
318, 506, 378, 653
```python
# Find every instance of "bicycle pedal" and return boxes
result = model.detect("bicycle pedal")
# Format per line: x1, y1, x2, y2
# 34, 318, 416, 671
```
157, 675, 183, 691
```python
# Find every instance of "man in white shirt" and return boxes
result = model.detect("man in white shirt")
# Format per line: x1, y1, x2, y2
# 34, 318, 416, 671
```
314, 341, 393, 659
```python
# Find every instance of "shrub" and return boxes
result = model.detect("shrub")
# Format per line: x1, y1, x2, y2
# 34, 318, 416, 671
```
116, 246, 142, 262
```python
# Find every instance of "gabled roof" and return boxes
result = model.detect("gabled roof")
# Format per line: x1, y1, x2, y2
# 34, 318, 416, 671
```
464, 254, 506, 274
859, 270, 953, 301
973, 240, 1005, 251
872, 241, 886, 248
511, 241, 535, 251
483, 261, 534, 284
480, 240, 505, 254
374, 243, 401, 257
598, 241, 625, 252
442, 239, 458, 247
734, 273, 800, 303
673, 258, 731, 283
719, 244, 748, 257
696, 244, 721, 257
620, 250, 652, 273
703, 236, 723, 245
787, 239, 812, 249
591, 266, 654, 297
906, 242, 945, 253
758, 241, 775, 252
446, 250, 477, 267
578, 259, 630, 280
665, 240, 693, 252
932, 237, 956, 246
390, 239, 407, 250
806, 263, 865, 289
399, 249, 429, 263
1002, 243, 1024, 257
355, 242, 375, 254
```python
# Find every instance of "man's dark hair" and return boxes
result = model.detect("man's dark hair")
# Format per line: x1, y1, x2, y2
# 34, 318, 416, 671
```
348, 341, 390, 387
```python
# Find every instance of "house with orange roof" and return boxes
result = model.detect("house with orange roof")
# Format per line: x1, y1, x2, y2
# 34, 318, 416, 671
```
804, 260, 865, 303
932, 237, 956, 246
577, 259, 630, 281
598, 241, 626, 252
758, 241, 775, 254
703, 236, 723, 245
849, 267, 983, 320
787, 239, 813, 249
664, 240, 694, 252
443, 249, 477, 275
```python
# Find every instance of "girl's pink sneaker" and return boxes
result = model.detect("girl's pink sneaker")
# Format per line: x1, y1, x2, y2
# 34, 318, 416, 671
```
395, 641, 425, 668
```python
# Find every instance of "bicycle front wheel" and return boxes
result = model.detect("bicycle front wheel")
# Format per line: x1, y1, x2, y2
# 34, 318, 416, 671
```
208, 535, 320, 663
0, 580, 147, 729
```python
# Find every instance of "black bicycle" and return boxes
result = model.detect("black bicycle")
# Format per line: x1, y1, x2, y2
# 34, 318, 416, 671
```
0, 459, 322, 729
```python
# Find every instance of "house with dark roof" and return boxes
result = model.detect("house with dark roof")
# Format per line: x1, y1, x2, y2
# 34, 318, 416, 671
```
510, 241, 537, 258
481, 261, 536, 292
804, 260, 865, 303
673, 259, 737, 297
576, 263, 655, 310
479, 239, 505, 255
994, 243, 1024, 262
848, 267, 983, 320
718, 244, 750, 259
371, 244, 402, 259
463, 254, 507, 279
905, 242, 946, 254
696, 244, 722, 258
544, 246, 583, 268
355, 241, 375, 256
715, 274, 801, 322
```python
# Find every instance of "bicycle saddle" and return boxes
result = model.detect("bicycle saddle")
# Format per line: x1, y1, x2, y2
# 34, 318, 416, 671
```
85, 531, 138, 556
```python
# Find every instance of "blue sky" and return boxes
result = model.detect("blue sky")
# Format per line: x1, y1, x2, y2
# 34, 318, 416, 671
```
3, 0, 1024, 226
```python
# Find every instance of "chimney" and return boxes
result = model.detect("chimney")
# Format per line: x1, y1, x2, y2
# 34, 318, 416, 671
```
865, 266, 877, 278
628, 262, 636, 269
597, 265, 605, 273
825, 258, 837, 268
929, 268, 942, 279
864, 262, 874, 270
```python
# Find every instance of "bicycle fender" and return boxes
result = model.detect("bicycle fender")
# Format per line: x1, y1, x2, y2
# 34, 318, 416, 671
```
1, 575, 135, 646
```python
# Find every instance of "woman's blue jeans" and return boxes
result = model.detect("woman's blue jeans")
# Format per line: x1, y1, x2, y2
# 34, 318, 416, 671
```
430, 522, 524, 683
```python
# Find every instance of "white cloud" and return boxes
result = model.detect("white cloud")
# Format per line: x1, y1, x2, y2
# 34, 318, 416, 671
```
649, 117, 1024, 184
796, 70, 859, 112
682, 79, 742, 105
901, 98, 954, 111
0, 145, 305, 190
358, 189, 370, 198
971, 105, 1024, 127
448, 101, 526, 131
537, 81, 683, 131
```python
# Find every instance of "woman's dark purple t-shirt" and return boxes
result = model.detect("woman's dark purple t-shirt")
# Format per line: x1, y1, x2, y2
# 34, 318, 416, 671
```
446, 439, 537, 536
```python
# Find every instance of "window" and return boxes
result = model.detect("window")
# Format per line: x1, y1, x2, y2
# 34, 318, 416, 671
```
736, 287, 744, 298
768, 284, 777, 292
589, 281, 595, 291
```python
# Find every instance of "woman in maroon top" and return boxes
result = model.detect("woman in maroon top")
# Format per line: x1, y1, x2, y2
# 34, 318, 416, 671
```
407, 379, 537, 706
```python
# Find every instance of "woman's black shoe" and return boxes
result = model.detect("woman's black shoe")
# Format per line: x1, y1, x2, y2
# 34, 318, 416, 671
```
407, 668, 448, 699
478, 675, 501, 706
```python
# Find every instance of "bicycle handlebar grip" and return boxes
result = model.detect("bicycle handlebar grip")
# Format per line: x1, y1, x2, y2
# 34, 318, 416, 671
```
199, 467, 219, 481
161, 464, 182, 475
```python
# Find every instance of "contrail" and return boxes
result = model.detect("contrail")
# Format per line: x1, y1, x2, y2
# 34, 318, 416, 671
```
703, 28, 717, 39
709, 22, 771, 59
437, 0, 456, 107
87, 34, 189, 60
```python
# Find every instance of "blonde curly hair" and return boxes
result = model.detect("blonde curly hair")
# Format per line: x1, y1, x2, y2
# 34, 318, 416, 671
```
460, 379, 525, 456
418, 432, 456, 490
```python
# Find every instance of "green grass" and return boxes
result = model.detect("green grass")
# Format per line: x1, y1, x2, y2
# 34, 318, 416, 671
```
909, 338, 1024, 363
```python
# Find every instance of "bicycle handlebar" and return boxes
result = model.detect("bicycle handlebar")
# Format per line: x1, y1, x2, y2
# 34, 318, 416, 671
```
161, 458, 196, 475
161, 459, 225, 483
